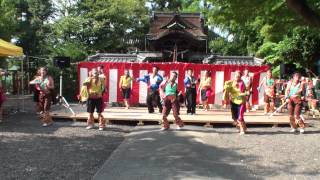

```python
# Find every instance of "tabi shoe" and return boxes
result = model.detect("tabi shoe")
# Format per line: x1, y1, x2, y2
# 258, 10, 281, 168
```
238, 121, 247, 135
290, 128, 298, 133
42, 122, 53, 127
299, 128, 305, 134
161, 127, 169, 131
86, 125, 94, 130
176, 126, 183, 130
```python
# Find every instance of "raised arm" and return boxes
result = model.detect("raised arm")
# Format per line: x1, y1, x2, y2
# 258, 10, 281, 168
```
83, 77, 91, 86
29, 77, 40, 85
285, 81, 292, 98
183, 77, 190, 87
47, 76, 54, 89
136, 74, 150, 84
119, 76, 123, 89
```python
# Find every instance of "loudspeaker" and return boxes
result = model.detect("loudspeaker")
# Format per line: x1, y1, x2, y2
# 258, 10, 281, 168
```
280, 63, 296, 78
54, 56, 70, 69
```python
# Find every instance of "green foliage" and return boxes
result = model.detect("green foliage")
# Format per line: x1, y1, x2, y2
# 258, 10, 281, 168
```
256, 42, 278, 59
0, 0, 18, 39
1, 0, 320, 99
76, 0, 149, 52
209, 37, 247, 56
256, 27, 320, 71
148, 0, 183, 11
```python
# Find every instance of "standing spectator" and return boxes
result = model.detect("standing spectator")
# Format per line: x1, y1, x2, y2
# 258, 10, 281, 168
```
184, 69, 197, 115
119, 69, 133, 109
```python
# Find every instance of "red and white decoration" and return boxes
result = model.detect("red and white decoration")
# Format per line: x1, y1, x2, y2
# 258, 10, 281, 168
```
78, 62, 269, 106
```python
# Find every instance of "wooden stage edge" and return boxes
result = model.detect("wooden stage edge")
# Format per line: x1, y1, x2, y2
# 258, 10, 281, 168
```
51, 108, 292, 126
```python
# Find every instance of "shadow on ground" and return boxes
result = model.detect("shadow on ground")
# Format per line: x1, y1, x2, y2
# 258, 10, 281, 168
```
93, 128, 277, 180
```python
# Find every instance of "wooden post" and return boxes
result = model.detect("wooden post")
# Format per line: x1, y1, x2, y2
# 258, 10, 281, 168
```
204, 122, 213, 128
137, 120, 144, 126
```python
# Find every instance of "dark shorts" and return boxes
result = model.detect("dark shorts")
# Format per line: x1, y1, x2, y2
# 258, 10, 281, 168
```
122, 88, 131, 99
87, 98, 103, 113
231, 101, 241, 121
201, 89, 208, 101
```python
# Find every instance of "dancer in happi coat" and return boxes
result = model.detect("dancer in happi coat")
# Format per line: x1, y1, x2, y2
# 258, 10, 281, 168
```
82, 68, 106, 131
137, 66, 163, 113
241, 69, 252, 112
305, 78, 318, 118
259, 70, 276, 115
29, 67, 55, 127
285, 73, 306, 133
184, 68, 197, 115
159, 71, 184, 130
119, 69, 133, 109
223, 70, 248, 135
199, 70, 212, 111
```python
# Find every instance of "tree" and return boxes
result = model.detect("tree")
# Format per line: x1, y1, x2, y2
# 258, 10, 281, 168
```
286, 0, 320, 27
204, 0, 320, 62
147, 0, 183, 11
0, 0, 18, 40
13, 0, 55, 56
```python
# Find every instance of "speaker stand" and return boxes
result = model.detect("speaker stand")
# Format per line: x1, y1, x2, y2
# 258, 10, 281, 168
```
56, 71, 75, 115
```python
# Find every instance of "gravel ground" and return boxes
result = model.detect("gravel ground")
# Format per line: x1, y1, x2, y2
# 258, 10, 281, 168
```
94, 120, 320, 180
0, 113, 132, 180
188, 121, 320, 179
1, 111, 320, 180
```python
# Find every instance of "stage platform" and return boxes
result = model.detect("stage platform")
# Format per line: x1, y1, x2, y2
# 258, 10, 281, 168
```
50, 105, 291, 126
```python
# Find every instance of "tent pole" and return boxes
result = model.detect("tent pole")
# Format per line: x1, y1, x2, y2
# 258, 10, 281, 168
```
21, 56, 25, 112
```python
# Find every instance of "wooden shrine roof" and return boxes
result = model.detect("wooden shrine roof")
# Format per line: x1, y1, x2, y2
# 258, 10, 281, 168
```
147, 12, 207, 41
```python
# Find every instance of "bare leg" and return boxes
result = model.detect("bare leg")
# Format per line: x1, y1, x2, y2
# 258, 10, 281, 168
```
203, 100, 208, 111
264, 103, 270, 114
270, 102, 275, 113
87, 113, 94, 128
98, 113, 106, 129
124, 99, 129, 109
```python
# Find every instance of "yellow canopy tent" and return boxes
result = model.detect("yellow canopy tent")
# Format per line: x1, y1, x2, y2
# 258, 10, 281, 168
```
0, 39, 26, 112
0, 39, 23, 57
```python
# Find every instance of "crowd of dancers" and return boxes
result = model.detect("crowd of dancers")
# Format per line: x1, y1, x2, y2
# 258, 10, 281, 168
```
28, 66, 320, 135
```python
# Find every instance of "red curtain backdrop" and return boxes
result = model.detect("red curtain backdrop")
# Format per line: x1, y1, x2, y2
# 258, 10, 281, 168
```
78, 62, 269, 106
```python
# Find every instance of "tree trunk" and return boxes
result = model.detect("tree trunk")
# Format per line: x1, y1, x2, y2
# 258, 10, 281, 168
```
286, 0, 320, 27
